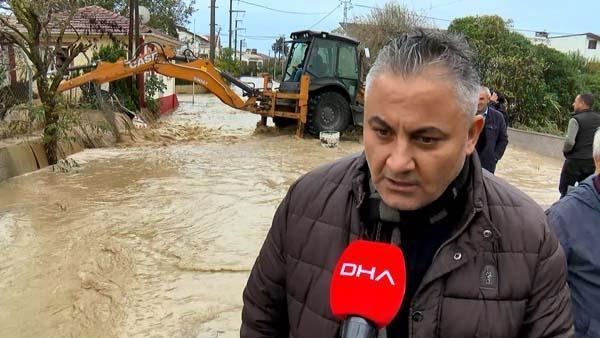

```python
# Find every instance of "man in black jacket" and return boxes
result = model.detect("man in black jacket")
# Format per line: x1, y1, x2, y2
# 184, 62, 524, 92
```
559, 93, 600, 197
475, 86, 508, 173
241, 31, 573, 338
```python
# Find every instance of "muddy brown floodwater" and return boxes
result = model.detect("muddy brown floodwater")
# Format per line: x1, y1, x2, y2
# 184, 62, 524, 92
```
0, 94, 562, 337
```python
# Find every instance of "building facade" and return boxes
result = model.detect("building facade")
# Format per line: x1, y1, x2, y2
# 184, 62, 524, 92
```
546, 33, 600, 61
3, 5, 183, 114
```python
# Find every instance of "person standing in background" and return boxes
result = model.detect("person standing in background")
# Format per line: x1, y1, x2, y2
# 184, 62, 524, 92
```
475, 86, 508, 173
489, 89, 508, 125
559, 93, 600, 197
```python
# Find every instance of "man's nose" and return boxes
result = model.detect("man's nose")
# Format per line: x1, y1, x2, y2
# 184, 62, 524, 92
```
386, 139, 416, 174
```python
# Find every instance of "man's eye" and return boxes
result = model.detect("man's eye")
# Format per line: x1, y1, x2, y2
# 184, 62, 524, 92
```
374, 128, 390, 137
416, 136, 438, 144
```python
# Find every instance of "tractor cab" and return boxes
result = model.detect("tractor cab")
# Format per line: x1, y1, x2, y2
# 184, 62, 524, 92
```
275, 31, 366, 133
280, 31, 362, 102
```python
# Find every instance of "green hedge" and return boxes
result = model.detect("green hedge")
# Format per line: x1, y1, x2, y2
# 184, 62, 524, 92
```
449, 15, 600, 134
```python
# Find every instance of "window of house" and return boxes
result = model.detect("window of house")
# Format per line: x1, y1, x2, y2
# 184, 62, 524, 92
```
588, 40, 597, 50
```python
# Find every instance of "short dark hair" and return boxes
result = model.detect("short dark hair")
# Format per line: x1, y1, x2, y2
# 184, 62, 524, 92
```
579, 93, 595, 108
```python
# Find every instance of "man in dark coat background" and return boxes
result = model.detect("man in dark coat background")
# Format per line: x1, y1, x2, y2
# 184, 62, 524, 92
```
475, 86, 509, 173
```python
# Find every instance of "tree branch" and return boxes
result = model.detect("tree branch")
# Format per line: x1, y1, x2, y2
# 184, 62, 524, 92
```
55, 3, 77, 50
0, 15, 31, 47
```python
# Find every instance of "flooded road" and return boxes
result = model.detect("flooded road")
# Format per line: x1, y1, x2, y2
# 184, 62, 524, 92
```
0, 94, 562, 337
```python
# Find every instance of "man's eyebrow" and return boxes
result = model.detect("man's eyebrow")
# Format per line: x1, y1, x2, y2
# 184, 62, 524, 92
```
413, 127, 450, 137
367, 116, 390, 128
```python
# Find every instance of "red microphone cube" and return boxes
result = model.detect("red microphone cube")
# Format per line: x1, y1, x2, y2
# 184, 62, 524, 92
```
330, 240, 406, 329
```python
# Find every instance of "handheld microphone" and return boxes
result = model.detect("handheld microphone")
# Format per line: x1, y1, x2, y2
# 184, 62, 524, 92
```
330, 240, 406, 338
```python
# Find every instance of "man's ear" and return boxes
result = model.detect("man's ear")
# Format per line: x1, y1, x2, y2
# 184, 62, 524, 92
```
466, 115, 484, 155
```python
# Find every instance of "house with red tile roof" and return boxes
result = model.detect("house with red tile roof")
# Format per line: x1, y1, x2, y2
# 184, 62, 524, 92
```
2, 5, 183, 114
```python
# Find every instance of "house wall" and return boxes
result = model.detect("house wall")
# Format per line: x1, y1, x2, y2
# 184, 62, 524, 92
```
142, 39, 179, 114
176, 30, 208, 56
7, 31, 180, 115
55, 34, 179, 114
549, 35, 600, 61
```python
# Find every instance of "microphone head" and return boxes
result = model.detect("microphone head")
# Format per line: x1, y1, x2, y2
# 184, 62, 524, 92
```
330, 240, 406, 329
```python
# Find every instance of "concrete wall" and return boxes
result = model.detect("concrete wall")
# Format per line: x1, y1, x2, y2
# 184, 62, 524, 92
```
0, 138, 84, 181
175, 84, 208, 94
507, 127, 565, 160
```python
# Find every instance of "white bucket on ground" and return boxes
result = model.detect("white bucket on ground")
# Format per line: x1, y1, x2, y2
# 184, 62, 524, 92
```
320, 131, 340, 148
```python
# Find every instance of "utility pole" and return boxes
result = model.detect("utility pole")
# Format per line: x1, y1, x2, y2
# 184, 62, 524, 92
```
340, 0, 353, 33
280, 35, 285, 78
229, 2, 245, 50
234, 19, 244, 60
128, 0, 134, 97
134, 0, 141, 108
134, 0, 140, 49
239, 39, 244, 62
128, 0, 134, 58
216, 25, 222, 57
209, 0, 216, 62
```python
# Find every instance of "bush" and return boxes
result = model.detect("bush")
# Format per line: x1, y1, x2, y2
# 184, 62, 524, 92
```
144, 74, 167, 116
449, 15, 600, 134
90, 43, 139, 111
214, 48, 241, 77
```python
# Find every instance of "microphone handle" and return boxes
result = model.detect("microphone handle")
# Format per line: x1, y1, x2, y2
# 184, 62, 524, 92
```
341, 316, 378, 338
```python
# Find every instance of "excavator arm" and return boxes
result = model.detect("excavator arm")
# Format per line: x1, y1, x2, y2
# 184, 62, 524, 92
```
59, 43, 310, 137
58, 45, 255, 111
154, 61, 253, 110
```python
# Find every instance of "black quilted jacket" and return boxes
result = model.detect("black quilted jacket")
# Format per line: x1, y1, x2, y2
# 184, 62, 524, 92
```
241, 152, 573, 338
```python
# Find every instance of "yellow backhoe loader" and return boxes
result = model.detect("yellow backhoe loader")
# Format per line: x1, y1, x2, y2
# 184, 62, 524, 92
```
59, 30, 368, 137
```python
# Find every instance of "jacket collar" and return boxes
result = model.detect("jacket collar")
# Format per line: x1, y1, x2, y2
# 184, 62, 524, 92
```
348, 152, 504, 287
350, 151, 487, 215
349, 151, 500, 241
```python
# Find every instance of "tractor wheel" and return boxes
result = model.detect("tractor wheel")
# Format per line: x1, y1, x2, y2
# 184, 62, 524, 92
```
307, 92, 351, 135
273, 116, 296, 128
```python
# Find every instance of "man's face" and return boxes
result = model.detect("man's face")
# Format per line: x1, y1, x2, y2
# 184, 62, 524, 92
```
573, 95, 585, 112
477, 88, 490, 113
364, 68, 484, 210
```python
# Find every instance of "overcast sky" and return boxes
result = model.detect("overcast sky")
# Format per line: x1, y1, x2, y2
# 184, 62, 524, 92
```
186, 0, 600, 54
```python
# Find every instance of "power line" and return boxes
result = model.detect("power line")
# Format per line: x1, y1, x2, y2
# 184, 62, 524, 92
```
236, 0, 330, 15
353, 3, 572, 34
242, 34, 280, 39
310, 4, 342, 29
352, 3, 377, 10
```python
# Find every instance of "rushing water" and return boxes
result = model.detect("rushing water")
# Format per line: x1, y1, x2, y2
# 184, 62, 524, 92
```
0, 94, 562, 337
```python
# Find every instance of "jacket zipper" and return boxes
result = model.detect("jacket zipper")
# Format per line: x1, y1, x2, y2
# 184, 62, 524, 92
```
407, 208, 478, 337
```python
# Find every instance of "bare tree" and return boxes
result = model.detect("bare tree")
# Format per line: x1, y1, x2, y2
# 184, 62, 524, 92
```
0, 0, 92, 164
345, 2, 431, 59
